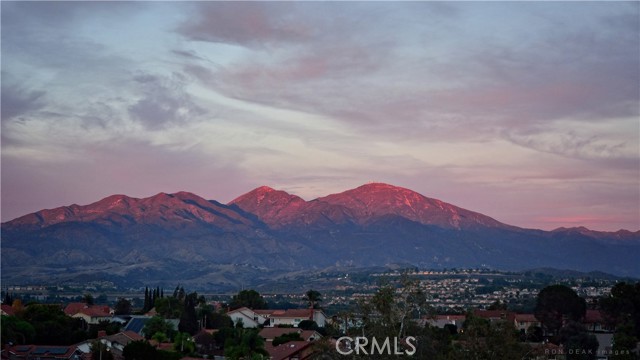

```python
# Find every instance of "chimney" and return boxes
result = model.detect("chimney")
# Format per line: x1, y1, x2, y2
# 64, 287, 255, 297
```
98, 330, 107, 338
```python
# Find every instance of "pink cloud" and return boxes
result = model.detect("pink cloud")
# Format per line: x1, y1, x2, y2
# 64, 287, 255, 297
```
177, 2, 313, 47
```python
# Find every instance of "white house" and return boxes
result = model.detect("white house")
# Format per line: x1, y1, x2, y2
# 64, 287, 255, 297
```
256, 309, 328, 328
227, 307, 269, 328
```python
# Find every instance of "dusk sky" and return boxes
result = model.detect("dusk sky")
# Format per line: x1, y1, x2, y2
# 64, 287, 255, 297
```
1, 2, 638, 231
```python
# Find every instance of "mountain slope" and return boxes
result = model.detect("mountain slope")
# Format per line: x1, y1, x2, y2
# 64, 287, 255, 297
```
230, 186, 356, 230
2, 183, 639, 288
318, 183, 510, 229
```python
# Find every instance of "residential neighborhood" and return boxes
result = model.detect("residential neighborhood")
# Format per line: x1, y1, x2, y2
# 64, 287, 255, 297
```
1, 271, 639, 360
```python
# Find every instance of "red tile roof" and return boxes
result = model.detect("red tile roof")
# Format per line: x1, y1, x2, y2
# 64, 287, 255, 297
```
64, 303, 111, 317
1, 304, 16, 316
433, 314, 466, 321
102, 330, 144, 346
473, 310, 515, 322
259, 327, 303, 340
584, 309, 604, 323
265, 341, 315, 360
514, 314, 538, 322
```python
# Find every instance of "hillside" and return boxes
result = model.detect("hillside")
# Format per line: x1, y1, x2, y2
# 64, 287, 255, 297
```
2, 183, 639, 289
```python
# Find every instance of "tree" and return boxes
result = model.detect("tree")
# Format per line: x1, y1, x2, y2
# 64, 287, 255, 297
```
142, 315, 175, 340
198, 306, 233, 329
83, 293, 95, 306
487, 300, 507, 310
20, 304, 87, 345
123, 340, 158, 360
155, 297, 182, 318
174, 332, 196, 354
600, 282, 640, 337
224, 329, 269, 360
534, 285, 586, 336
298, 320, 319, 331
229, 290, 267, 310
1, 315, 36, 345
306, 290, 322, 309
558, 321, 599, 360
611, 324, 638, 360
90, 340, 114, 360
273, 332, 303, 346
455, 313, 528, 360
179, 292, 199, 335
143, 287, 150, 313
88, 320, 121, 338
114, 298, 132, 316
3, 292, 13, 305
356, 271, 430, 347
152, 331, 169, 343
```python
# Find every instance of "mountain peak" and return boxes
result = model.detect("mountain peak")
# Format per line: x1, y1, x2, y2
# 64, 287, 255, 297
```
357, 182, 406, 189
319, 183, 507, 229
229, 186, 308, 228
255, 185, 277, 193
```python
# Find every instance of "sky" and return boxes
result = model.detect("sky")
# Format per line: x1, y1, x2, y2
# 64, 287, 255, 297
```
1, 1, 638, 231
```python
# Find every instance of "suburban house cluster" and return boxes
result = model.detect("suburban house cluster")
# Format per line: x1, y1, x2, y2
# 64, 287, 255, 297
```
0, 299, 626, 360
1, 302, 329, 360
424, 309, 615, 360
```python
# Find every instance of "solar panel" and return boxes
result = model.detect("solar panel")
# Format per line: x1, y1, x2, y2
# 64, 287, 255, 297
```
124, 317, 150, 334
32, 346, 69, 355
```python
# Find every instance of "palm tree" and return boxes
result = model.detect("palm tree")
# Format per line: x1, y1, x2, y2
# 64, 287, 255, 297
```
306, 290, 322, 310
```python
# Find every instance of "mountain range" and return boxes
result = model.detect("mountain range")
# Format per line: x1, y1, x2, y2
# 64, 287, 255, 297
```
2, 183, 639, 289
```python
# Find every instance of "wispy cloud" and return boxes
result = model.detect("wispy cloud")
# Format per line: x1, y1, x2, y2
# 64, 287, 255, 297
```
128, 72, 206, 129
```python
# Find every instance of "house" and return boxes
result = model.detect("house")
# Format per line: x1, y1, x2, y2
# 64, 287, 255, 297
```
123, 315, 179, 337
514, 313, 540, 333
227, 307, 270, 328
1, 304, 16, 316
259, 328, 322, 342
256, 309, 328, 328
264, 341, 316, 360
64, 303, 113, 325
583, 310, 612, 333
1, 345, 82, 360
75, 331, 143, 360
425, 314, 466, 331
473, 309, 516, 324
123, 315, 152, 335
